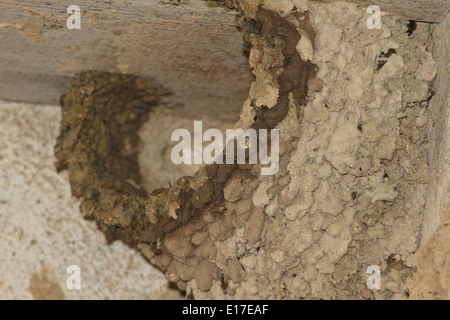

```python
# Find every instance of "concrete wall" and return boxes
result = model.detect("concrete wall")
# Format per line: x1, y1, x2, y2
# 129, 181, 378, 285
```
0, 101, 175, 299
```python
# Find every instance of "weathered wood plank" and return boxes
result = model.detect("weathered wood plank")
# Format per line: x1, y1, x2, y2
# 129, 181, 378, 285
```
315, 0, 450, 23
0, 0, 253, 121
1, 0, 447, 113
422, 11, 450, 243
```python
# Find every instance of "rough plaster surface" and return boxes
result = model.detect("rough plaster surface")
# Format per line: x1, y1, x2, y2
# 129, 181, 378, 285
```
0, 101, 171, 299
408, 214, 450, 299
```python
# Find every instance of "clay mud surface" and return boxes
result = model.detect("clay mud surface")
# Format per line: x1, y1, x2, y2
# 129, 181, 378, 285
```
54, 1, 441, 299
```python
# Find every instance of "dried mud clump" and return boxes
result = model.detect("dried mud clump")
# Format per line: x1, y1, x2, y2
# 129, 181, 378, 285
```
55, 71, 237, 249
55, 4, 317, 296
55, 1, 435, 300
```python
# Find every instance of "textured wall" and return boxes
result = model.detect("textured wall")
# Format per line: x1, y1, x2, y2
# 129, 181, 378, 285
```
0, 101, 173, 299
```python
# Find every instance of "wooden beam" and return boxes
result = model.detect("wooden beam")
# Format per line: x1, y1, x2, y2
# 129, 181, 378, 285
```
314, 0, 450, 23
1, 0, 447, 112
0, 0, 252, 122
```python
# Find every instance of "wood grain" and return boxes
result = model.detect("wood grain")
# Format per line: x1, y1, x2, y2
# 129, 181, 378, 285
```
315, 0, 450, 23
1, 0, 448, 112
0, 0, 253, 122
